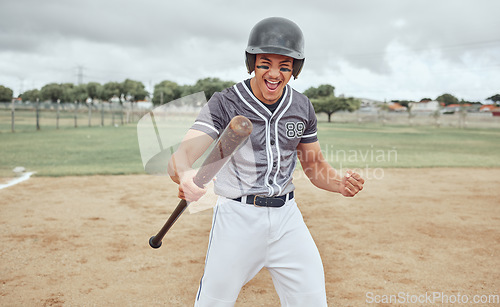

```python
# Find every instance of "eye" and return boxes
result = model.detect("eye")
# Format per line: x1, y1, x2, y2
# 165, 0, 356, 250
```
280, 67, 292, 72
256, 65, 269, 70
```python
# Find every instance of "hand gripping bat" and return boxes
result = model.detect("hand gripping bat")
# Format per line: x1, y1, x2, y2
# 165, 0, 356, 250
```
149, 115, 253, 249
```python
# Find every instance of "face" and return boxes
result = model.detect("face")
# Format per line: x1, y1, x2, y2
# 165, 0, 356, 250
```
250, 53, 294, 104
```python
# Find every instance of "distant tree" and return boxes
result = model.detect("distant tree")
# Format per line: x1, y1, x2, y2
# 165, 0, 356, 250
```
102, 82, 123, 101
460, 99, 481, 105
86, 82, 103, 100
303, 84, 335, 99
60, 83, 75, 102
0, 85, 13, 102
304, 84, 359, 122
20, 89, 40, 102
311, 96, 361, 122
188, 77, 235, 101
122, 79, 148, 101
486, 94, 500, 105
71, 84, 88, 102
436, 93, 459, 106
40, 83, 64, 102
153, 80, 182, 105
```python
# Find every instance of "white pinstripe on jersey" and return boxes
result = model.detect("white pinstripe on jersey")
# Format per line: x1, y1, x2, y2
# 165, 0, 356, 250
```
190, 81, 318, 198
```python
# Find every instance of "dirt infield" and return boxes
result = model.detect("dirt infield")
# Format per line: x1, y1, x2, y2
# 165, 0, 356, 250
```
0, 169, 499, 306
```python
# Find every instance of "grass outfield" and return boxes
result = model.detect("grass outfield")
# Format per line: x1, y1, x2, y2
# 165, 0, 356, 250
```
317, 123, 500, 168
0, 122, 499, 177
0, 125, 144, 176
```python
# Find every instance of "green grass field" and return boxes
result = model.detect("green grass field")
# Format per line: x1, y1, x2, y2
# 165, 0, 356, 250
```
0, 125, 144, 176
0, 121, 499, 177
317, 123, 500, 168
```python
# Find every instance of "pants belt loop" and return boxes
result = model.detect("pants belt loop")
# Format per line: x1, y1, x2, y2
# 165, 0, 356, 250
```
241, 195, 247, 204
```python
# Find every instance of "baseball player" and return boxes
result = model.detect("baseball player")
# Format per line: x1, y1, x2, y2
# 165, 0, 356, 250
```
168, 17, 364, 306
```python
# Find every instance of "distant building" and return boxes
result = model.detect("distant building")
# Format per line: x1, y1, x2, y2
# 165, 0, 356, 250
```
388, 102, 406, 112
480, 105, 496, 112
357, 97, 383, 113
412, 100, 440, 112
440, 103, 472, 114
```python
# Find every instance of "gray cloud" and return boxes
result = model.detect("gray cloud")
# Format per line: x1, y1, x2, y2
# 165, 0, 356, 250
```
0, 0, 499, 101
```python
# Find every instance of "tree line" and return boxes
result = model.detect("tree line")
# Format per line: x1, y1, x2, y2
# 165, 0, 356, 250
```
0, 78, 235, 105
1, 80, 499, 123
15, 79, 148, 104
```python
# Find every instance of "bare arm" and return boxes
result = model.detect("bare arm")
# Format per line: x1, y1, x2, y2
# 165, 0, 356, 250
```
297, 141, 364, 197
167, 129, 215, 201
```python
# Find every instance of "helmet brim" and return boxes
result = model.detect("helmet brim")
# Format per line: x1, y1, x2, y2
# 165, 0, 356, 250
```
245, 46, 305, 60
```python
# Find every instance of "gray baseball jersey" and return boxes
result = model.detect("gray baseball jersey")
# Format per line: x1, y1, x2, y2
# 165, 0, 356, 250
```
191, 81, 318, 198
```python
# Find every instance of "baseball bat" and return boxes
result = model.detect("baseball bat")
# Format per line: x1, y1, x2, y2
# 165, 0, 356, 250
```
149, 115, 253, 249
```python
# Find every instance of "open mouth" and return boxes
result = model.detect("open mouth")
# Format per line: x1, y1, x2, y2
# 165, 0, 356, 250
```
265, 80, 281, 91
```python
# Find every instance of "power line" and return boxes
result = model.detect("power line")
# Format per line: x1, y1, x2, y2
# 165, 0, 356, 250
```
76, 66, 84, 85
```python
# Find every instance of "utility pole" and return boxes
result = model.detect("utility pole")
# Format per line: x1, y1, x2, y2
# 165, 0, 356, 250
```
77, 66, 84, 85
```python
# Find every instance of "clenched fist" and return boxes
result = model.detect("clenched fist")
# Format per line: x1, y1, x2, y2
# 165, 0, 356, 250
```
340, 170, 364, 197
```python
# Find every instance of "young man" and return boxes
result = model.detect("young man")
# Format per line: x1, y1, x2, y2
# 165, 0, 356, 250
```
168, 17, 364, 307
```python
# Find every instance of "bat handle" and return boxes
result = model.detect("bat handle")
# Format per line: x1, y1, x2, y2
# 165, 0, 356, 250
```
149, 199, 189, 249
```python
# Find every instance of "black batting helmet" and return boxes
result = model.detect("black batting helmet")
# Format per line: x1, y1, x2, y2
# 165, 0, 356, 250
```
245, 17, 305, 79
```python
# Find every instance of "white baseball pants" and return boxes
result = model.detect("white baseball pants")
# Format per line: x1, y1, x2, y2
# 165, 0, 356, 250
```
194, 196, 327, 307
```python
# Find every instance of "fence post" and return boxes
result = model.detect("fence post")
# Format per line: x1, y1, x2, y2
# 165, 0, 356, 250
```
88, 104, 92, 127
120, 103, 124, 125
101, 102, 104, 126
86, 98, 92, 127
11, 99, 15, 133
111, 103, 115, 126
74, 100, 78, 128
56, 99, 60, 129
36, 98, 40, 131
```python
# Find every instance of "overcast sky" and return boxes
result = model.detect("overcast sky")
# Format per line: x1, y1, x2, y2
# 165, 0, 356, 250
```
1, 0, 499, 103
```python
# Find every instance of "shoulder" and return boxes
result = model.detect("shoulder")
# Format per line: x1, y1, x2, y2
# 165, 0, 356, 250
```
289, 86, 314, 112
206, 83, 240, 106
214, 83, 239, 98
290, 87, 310, 102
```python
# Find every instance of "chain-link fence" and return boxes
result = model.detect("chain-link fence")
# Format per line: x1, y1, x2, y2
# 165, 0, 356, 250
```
0, 101, 152, 132
2, 101, 499, 132
315, 109, 500, 129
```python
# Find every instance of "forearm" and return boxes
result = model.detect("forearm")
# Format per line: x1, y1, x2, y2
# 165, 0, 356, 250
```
298, 141, 364, 198
302, 160, 343, 194
167, 129, 214, 184
167, 150, 195, 184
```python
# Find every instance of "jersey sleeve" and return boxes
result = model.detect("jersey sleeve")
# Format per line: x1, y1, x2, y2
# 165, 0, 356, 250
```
191, 92, 229, 140
300, 99, 318, 143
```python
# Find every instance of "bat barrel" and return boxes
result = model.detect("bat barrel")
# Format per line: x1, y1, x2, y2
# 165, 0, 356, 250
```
193, 116, 252, 187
